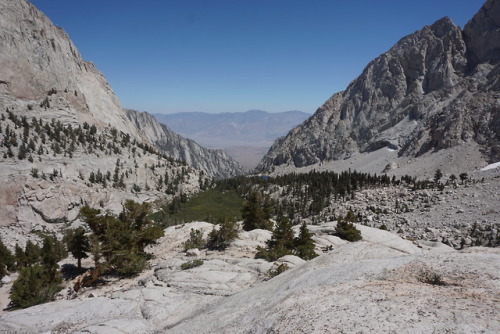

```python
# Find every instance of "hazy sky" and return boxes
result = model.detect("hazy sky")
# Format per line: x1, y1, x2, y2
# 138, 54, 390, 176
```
30, 0, 484, 114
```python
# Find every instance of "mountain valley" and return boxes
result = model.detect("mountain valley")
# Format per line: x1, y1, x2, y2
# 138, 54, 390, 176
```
0, 0, 499, 333
153, 110, 311, 170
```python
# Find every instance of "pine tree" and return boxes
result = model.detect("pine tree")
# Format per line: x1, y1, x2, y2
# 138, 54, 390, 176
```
434, 169, 443, 184
14, 244, 26, 270
256, 216, 294, 261
65, 227, 90, 270
40, 236, 65, 281
24, 240, 41, 267
294, 223, 318, 260
10, 265, 62, 309
79, 201, 164, 278
0, 239, 16, 272
242, 190, 272, 231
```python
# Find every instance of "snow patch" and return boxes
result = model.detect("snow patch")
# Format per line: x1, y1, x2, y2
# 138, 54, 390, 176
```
480, 161, 500, 171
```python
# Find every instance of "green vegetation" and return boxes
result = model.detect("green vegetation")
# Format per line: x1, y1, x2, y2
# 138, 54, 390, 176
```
183, 229, 206, 251
152, 188, 243, 226
334, 210, 362, 242
256, 218, 317, 261
79, 200, 164, 277
8, 235, 66, 309
64, 227, 90, 270
181, 219, 239, 252
10, 265, 62, 309
180, 259, 204, 270
0, 109, 195, 195
0, 238, 15, 278
294, 222, 318, 260
206, 218, 239, 251
241, 190, 273, 231
268, 263, 289, 278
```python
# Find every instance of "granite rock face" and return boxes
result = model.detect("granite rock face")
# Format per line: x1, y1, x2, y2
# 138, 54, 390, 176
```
1, 222, 498, 334
257, 0, 500, 173
0, 0, 142, 138
0, 0, 243, 180
0, 0, 241, 249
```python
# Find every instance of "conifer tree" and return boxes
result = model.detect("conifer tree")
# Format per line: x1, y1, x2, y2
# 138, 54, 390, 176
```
10, 265, 62, 309
14, 244, 26, 270
293, 223, 318, 260
24, 240, 41, 267
242, 190, 272, 231
256, 216, 294, 261
40, 235, 65, 281
0, 238, 15, 277
65, 227, 90, 270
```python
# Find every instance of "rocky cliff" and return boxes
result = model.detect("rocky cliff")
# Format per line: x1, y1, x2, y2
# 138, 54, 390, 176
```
257, 0, 500, 175
0, 0, 243, 179
125, 110, 245, 178
0, 0, 142, 138
0, 0, 242, 248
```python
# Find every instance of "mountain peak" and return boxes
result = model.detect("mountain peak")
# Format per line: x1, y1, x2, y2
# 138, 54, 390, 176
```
429, 16, 457, 37
257, 0, 499, 176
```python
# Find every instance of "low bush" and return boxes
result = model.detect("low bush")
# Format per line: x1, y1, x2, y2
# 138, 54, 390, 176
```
206, 218, 239, 251
180, 259, 204, 270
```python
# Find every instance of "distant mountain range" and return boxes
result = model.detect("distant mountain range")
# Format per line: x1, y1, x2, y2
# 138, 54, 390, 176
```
153, 110, 310, 169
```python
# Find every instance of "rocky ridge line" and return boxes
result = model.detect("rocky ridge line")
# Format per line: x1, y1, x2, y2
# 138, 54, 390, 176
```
257, 0, 500, 175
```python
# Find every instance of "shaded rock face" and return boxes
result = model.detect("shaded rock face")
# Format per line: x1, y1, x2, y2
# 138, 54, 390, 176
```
464, 0, 500, 67
257, 0, 500, 173
125, 110, 245, 179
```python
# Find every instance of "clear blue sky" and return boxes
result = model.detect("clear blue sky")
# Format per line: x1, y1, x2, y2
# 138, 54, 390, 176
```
30, 0, 485, 114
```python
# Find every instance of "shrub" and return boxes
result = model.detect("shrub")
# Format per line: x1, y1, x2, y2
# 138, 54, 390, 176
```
183, 229, 206, 251
334, 220, 362, 241
418, 270, 447, 286
10, 265, 62, 309
180, 259, 204, 270
206, 218, 239, 251
334, 211, 362, 242
269, 263, 289, 278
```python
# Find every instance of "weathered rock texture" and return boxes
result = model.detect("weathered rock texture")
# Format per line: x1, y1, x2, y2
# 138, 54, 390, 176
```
1, 222, 498, 334
126, 110, 245, 179
0, 0, 141, 138
257, 0, 500, 174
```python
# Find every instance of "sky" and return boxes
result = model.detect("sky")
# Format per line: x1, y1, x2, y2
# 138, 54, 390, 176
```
30, 0, 485, 114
